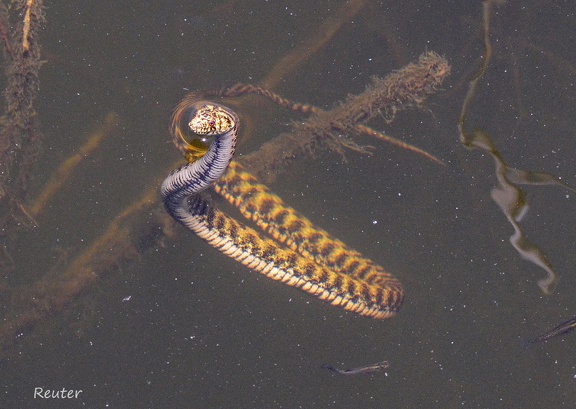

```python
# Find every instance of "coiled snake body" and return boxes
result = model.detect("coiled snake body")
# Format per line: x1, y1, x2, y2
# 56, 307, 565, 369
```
161, 99, 404, 319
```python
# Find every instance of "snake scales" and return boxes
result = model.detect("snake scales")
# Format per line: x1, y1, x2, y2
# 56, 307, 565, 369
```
161, 96, 404, 319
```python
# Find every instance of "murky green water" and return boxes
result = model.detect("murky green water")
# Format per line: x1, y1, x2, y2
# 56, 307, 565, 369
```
2, 1, 576, 407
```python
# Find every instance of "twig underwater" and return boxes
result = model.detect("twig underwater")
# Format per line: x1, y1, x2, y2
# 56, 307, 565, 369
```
211, 51, 450, 184
206, 79, 447, 170
29, 112, 121, 217
0, 0, 45, 265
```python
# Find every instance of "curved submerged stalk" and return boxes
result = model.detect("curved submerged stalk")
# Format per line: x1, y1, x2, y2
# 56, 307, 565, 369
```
457, 0, 574, 294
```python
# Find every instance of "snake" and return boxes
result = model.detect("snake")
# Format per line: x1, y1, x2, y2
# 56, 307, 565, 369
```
160, 96, 404, 319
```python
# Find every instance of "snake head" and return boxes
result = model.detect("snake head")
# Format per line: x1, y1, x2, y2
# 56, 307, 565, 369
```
170, 97, 238, 163
189, 104, 235, 136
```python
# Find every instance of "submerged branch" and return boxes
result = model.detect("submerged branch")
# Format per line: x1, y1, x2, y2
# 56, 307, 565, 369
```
0, 0, 45, 256
238, 51, 450, 183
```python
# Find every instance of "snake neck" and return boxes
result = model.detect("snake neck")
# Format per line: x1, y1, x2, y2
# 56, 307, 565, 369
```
160, 124, 238, 212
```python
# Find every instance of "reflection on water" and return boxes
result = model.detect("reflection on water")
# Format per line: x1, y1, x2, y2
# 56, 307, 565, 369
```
2, 1, 576, 408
